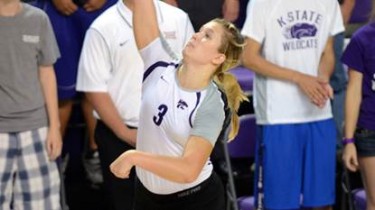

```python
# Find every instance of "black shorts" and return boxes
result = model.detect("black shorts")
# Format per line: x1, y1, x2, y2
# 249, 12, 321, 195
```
355, 127, 375, 157
134, 172, 225, 210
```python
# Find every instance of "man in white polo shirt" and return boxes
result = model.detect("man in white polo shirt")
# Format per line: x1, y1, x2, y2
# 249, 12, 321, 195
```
76, 0, 194, 209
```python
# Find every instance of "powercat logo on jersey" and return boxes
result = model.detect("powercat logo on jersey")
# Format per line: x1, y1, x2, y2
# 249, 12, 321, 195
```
177, 99, 188, 110
277, 10, 321, 51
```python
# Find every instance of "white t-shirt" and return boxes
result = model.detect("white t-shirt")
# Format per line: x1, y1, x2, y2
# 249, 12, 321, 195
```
76, 0, 194, 127
242, 0, 344, 124
136, 38, 227, 194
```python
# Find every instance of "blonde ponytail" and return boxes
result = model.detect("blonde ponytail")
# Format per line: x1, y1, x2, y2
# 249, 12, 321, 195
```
214, 72, 248, 141
212, 18, 248, 141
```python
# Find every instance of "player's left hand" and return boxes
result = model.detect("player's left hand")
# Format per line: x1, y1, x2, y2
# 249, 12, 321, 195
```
83, 0, 106, 12
110, 150, 135, 179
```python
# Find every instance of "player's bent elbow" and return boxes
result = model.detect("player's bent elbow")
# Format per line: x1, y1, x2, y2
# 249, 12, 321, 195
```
180, 170, 200, 184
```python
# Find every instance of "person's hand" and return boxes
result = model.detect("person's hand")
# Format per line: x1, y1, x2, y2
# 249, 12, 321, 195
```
110, 150, 135, 179
342, 143, 359, 172
83, 0, 106, 12
222, 0, 239, 22
319, 78, 334, 100
52, 0, 78, 16
163, 0, 178, 7
294, 73, 329, 108
46, 127, 63, 161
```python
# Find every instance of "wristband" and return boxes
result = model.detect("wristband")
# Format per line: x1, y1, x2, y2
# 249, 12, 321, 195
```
342, 137, 355, 145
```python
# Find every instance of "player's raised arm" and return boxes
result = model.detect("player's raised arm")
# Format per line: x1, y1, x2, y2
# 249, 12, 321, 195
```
133, 0, 160, 49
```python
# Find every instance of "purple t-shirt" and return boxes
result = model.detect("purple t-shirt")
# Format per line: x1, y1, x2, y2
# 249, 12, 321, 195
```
341, 22, 375, 130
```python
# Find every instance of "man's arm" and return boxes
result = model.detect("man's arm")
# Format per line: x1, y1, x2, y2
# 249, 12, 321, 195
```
242, 37, 329, 107
318, 37, 335, 84
222, 0, 239, 22
39, 65, 62, 160
86, 92, 137, 146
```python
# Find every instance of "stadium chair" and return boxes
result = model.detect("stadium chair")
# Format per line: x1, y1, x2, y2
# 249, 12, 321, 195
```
228, 114, 256, 158
227, 114, 257, 210
237, 196, 255, 210
229, 65, 255, 95
215, 114, 257, 210
353, 189, 366, 210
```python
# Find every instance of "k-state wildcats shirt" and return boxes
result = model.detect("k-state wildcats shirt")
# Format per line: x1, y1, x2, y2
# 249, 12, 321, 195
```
242, 0, 344, 125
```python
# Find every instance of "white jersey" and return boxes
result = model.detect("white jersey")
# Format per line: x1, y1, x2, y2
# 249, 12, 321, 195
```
242, 0, 344, 124
136, 38, 227, 194
76, 0, 194, 127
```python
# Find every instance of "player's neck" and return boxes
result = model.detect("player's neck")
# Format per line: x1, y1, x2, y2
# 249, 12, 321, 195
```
0, 0, 22, 17
177, 65, 211, 91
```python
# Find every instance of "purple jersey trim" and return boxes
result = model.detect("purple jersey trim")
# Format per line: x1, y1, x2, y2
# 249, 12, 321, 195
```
143, 61, 179, 82
189, 92, 201, 128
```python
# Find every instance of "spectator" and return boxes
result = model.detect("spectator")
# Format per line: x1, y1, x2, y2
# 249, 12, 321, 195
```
342, 6, 375, 210
241, 0, 344, 209
0, 1, 62, 209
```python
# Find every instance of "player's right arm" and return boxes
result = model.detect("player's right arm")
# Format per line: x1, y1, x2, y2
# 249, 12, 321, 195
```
133, 0, 160, 50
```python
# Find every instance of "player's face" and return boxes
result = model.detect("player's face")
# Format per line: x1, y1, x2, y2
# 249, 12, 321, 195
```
183, 21, 226, 65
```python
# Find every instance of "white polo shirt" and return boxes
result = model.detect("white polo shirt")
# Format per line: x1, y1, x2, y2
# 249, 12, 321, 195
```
242, 0, 344, 125
76, 0, 194, 127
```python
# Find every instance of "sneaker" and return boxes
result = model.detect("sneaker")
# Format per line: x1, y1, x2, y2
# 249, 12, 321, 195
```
82, 150, 103, 189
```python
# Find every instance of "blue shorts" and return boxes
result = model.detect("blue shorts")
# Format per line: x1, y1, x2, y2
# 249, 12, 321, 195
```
35, 0, 116, 100
254, 119, 336, 209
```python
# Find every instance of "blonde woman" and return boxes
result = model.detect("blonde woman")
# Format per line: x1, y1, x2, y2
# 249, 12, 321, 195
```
110, 0, 247, 209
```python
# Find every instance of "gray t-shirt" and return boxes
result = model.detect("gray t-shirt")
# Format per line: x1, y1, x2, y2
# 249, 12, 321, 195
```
0, 3, 60, 132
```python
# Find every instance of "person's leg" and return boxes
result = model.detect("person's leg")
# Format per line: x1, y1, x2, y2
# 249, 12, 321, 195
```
303, 119, 336, 209
13, 127, 61, 210
58, 100, 74, 138
358, 156, 375, 210
57, 100, 73, 208
254, 124, 303, 210
81, 95, 97, 151
81, 95, 103, 188
95, 121, 135, 210
354, 128, 375, 210
0, 132, 17, 209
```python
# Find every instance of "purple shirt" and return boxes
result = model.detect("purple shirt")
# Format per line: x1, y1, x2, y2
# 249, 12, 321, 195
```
341, 22, 375, 130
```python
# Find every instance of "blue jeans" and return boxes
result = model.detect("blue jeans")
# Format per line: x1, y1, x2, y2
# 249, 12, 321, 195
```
331, 89, 346, 148
330, 32, 347, 148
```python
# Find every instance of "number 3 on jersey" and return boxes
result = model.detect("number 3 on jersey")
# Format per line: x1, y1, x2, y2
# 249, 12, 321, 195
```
153, 104, 168, 126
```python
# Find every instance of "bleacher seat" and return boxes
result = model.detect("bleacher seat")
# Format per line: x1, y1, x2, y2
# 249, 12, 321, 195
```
353, 189, 366, 210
